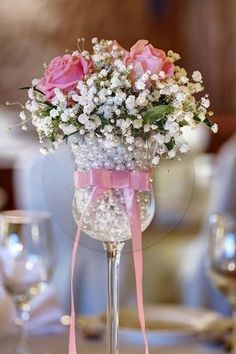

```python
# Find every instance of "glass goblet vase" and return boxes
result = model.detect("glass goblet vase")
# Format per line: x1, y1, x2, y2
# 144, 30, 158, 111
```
68, 133, 155, 354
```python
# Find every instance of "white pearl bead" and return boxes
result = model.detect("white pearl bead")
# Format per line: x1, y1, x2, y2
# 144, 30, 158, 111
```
117, 145, 127, 155
134, 137, 144, 148
113, 155, 123, 164
104, 161, 115, 169
116, 164, 125, 170
126, 161, 135, 170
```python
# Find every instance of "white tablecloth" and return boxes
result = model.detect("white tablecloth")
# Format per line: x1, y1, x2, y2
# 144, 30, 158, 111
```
0, 333, 226, 354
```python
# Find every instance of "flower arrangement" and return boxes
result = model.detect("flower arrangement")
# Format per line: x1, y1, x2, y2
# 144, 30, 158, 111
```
19, 38, 217, 164
16, 39, 218, 354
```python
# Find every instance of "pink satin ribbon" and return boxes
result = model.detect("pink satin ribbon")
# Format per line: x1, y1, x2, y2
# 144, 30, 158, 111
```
69, 168, 152, 354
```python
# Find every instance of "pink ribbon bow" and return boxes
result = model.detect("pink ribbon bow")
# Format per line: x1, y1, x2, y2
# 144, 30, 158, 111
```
70, 168, 152, 354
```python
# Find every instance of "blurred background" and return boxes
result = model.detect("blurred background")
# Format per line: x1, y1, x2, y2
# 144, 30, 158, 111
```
0, 0, 236, 320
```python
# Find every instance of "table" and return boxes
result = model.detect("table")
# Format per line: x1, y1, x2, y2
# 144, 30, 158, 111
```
0, 333, 226, 354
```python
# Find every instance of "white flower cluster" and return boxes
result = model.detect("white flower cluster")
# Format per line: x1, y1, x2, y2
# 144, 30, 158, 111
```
20, 38, 217, 164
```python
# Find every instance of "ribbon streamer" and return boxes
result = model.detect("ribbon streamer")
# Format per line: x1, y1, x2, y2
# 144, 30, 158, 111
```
69, 168, 152, 354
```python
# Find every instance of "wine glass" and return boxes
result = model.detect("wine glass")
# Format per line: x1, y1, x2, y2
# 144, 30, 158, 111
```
207, 213, 236, 353
0, 210, 54, 354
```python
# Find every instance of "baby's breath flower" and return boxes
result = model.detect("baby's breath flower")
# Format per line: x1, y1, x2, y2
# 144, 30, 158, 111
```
180, 143, 190, 153
135, 80, 146, 91
159, 71, 166, 79
20, 111, 27, 121
79, 128, 85, 135
81, 51, 90, 59
92, 37, 98, 44
201, 97, 210, 108
126, 136, 135, 144
78, 113, 89, 124
40, 147, 49, 155
115, 109, 121, 115
72, 50, 79, 57
167, 51, 181, 62
152, 156, 160, 165
87, 78, 94, 86
28, 88, 35, 100
61, 112, 70, 122
192, 71, 202, 82
32, 78, 40, 86
211, 123, 218, 133
132, 119, 143, 129
168, 149, 176, 158
151, 74, 158, 81
50, 109, 59, 118
151, 124, 157, 130
136, 95, 148, 107
184, 111, 194, 122
125, 95, 136, 111
54, 88, 66, 103
144, 124, 151, 133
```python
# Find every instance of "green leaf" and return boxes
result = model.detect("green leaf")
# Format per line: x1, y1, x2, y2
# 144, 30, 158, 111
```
33, 87, 45, 95
179, 120, 189, 127
100, 117, 108, 128
203, 117, 213, 128
19, 86, 31, 90
63, 129, 80, 140
193, 115, 201, 123
194, 115, 214, 129
143, 105, 173, 124
20, 86, 45, 96
165, 137, 175, 151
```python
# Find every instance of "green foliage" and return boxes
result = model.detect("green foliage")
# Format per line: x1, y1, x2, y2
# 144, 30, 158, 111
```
203, 117, 214, 128
165, 137, 175, 151
143, 105, 173, 124
194, 114, 213, 128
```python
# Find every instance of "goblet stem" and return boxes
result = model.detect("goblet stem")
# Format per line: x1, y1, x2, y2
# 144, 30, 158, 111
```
103, 242, 125, 354
15, 300, 31, 354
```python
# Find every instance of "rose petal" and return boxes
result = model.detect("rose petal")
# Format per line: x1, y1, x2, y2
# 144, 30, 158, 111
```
162, 61, 175, 77
130, 39, 149, 58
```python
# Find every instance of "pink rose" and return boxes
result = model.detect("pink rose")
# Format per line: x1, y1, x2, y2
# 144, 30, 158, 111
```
37, 54, 92, 99
127, 40, 174, 79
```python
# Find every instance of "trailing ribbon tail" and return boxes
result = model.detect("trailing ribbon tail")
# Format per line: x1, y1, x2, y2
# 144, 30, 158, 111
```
69, 223, 81, 354
69, 187, 105, 354
124, 189, 149, 354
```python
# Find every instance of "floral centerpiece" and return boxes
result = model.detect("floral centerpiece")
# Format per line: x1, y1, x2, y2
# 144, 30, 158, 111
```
19, 38, 216, 159
17, 38, 217, 354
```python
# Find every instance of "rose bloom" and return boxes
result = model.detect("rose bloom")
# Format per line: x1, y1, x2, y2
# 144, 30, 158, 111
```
37, 54, 92, 99
127, 40, 174, 79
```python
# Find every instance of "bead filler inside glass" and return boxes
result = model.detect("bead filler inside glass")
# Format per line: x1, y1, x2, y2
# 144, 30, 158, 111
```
68, 133, 155, 242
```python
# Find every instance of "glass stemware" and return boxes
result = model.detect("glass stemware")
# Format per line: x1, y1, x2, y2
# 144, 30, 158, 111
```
0, 210, 54, 354
207, 213, 236, 354
68, 133, 155, 354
